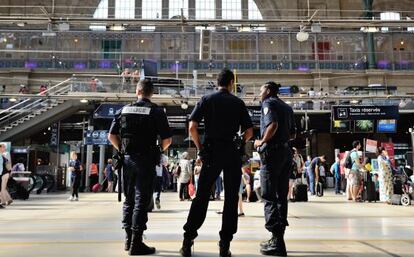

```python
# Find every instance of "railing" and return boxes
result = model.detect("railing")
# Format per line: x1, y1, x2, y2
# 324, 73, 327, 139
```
0, 78, 71, 129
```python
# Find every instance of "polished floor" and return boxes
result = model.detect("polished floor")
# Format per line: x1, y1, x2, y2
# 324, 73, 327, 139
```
0, 191, 413, 257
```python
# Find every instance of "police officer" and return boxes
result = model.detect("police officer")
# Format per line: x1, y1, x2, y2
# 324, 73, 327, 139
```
180, 68, 253, 257
108, 79, 172, 255
254, 82, 296, 256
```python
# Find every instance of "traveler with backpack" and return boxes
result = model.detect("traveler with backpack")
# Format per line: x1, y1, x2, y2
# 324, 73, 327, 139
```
345, 141, 364, 202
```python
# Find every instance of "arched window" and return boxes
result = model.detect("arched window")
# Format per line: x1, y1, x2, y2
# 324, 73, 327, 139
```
222, 0, 242, 20
90, 0, 264, 30
196, 0, 215, 19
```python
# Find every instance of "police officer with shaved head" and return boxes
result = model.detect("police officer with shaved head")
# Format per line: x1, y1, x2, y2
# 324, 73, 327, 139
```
180, 68, 254, 257
254, 82, 296, 256
108, 79, 172, 255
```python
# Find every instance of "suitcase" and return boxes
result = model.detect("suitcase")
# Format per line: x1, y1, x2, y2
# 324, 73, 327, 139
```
92, 178, 107, 193
92, 183, 102, 193
316, 182, 324, 197
362, 181, 377, 202
8, 177, 30, 200
326, 177, 334, 188
293, 184, 308, 202
391, 194, 402, 205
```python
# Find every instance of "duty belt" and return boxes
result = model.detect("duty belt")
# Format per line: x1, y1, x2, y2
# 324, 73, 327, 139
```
268, 142, 289, 150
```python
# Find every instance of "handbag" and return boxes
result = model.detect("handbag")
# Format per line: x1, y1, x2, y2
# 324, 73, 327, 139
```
188, 178, 196, 199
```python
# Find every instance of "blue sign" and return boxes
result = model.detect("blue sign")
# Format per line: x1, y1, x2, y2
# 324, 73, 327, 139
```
94, 104, 124, 119
84, 130, 110, 145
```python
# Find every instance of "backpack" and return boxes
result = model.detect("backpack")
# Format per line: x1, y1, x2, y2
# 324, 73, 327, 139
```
344, 150, 356, 169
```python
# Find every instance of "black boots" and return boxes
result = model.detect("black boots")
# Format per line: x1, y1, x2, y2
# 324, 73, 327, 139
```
128, 233, 156, 255
219, 241, 232, 257
179, 238, 193, 257
260, 233, 287, 256
125, 229, 132, 251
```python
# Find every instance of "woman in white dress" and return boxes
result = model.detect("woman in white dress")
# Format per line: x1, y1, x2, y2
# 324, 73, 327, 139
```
377, 147, 393, 204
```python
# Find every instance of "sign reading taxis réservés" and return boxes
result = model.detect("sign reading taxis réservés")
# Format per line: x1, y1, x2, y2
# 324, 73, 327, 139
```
332, 105, 399, 121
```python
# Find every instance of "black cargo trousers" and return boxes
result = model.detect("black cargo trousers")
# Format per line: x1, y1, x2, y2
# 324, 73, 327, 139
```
122, 153, 156, 234
260, 145, 293, 235
183, 142, 242, 244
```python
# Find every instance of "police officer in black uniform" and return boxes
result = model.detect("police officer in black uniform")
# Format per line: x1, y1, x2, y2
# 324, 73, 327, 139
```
108, 79, 172, 256
180, 68, 253, 257
254, 82, 296, 256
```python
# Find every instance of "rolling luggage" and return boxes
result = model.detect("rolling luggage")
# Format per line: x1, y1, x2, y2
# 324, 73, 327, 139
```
316, 182, 324, 197
293, 184, 308, 202
362, 181, 377, 202
92, 178, 107, 193
8, 178, 30, 200
391, 194, 402, 205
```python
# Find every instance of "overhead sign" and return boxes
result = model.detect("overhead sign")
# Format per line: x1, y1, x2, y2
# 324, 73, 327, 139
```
50, 123, 59, 147
84, 130, 110, 145
332, 105, 399, 121
94, 104, 124, 119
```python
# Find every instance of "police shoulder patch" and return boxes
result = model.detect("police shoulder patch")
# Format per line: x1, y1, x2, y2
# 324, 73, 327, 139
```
121, 106, 151, 115
263, 107, 269, 115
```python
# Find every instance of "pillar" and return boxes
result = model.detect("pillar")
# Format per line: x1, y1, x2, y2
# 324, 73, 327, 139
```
85, 125, 93, 189
108, 0, 115, 19
241, 0, 248, 20
99, 145, 106, 183
135, 0, 142, 19
162, 0, 169, 19
188, 0, 196, 20
363, 0, 376, 69
215, 0, 222, 19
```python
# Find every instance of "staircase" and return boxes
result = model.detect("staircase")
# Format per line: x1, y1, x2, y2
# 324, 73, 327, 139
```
0, 78, 88, 141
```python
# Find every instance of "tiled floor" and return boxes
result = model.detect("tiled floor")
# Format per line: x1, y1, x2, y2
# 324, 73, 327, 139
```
0, 191, 413, 257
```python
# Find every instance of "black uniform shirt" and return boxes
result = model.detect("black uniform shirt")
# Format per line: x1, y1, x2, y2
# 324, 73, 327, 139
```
260, 96, 296, 145
190, 89, 252, 141
109, 98, 172, 150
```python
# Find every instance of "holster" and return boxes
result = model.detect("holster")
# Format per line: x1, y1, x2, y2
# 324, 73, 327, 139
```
112, 151, 124, 202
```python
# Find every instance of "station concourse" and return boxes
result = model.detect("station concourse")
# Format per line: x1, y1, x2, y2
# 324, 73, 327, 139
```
1, 1, 414, 257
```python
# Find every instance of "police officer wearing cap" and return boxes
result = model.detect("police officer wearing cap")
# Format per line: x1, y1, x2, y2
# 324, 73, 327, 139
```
180, 68, 253, 257
108, 79, 172, 256
254, 82, 296, 256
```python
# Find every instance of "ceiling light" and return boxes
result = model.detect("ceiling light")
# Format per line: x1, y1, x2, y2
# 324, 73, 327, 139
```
74, 38, 79, 43
110, 25, 125, 31
16, 22, 26, 27
350, 100, 359, 104
360, 27, 379, 33
181, 102, 188, 110
270, 40, 274, 45
140, 39, 144, 43
296, 31, 309, 42
80, 99, 88, 103
9, 98, 17, 102
2, 38, 7, 43
400, 40, 405, 45
337, 41, 341, 45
